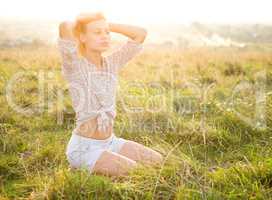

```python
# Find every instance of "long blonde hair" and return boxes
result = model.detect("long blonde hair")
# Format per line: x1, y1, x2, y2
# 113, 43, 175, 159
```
73, 12, 106, 57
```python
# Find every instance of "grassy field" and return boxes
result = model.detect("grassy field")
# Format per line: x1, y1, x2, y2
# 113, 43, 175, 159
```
0, 43, 272, 199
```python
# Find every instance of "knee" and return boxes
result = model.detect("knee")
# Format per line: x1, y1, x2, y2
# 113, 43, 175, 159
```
154, 152, 163, 165
121, 156, 138, 171
144, 150, 164, 166
120, 159, 138, 175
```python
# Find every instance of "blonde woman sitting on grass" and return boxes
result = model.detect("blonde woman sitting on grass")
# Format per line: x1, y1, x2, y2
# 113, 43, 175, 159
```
58, 12, 163, 177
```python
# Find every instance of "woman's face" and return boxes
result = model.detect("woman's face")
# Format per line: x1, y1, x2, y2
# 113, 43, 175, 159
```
80, 19, 111, 53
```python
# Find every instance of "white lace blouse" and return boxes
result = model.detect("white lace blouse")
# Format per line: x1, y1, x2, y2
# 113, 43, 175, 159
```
57, 37, 143, 133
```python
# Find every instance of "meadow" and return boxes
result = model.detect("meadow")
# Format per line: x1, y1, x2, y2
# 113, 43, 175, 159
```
0, 42, 272, 199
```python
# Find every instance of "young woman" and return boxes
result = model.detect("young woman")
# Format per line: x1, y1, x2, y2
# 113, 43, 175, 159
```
58, 12, 163, 177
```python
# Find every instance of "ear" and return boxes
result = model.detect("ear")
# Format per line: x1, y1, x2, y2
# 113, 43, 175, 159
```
79, 33, 87, 43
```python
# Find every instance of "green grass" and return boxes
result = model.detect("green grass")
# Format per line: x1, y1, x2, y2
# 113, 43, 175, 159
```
0, 44, 272, 199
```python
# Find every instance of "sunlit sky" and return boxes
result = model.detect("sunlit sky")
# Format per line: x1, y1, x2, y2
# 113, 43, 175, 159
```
1, 0, 271, 24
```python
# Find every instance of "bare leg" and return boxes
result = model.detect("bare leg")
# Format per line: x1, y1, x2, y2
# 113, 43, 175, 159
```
117, 140, 163, 166
92, 150, 138, 177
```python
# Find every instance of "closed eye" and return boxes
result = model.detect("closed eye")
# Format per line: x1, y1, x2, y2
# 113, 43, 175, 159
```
93, 30, 110, 35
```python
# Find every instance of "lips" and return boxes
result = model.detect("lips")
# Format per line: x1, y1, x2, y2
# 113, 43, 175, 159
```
101, 42, 109, 46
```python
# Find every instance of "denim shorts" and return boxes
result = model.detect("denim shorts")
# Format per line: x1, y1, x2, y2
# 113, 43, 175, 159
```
65, 132, 127, 173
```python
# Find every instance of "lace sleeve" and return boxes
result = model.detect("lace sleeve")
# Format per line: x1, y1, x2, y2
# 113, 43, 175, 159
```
57, 37, 79, 77
108, 38, 143, 72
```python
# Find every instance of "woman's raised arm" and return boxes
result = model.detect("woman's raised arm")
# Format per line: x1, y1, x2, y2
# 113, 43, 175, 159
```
57, 21, 80, 78
107, 23, 147, 71
109, 23, 147, 44
58, 21, 77, 41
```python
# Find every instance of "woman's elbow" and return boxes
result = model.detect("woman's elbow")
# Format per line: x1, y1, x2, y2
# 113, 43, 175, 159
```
135, 28, 148, 43
58, 21, 75, 40
59, 21, 68, 38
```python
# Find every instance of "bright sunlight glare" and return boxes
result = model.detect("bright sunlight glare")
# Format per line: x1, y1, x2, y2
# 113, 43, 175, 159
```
0, 0, 271, 24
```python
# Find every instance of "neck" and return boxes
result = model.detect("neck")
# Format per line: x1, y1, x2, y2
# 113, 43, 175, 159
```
84, 49, 103, 68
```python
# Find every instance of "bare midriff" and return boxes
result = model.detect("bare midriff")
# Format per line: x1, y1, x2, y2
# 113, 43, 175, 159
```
76, 117, 113, 140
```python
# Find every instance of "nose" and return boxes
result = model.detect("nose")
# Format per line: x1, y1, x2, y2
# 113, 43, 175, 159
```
102, 30, 110, 37
101, 34, 110, 42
